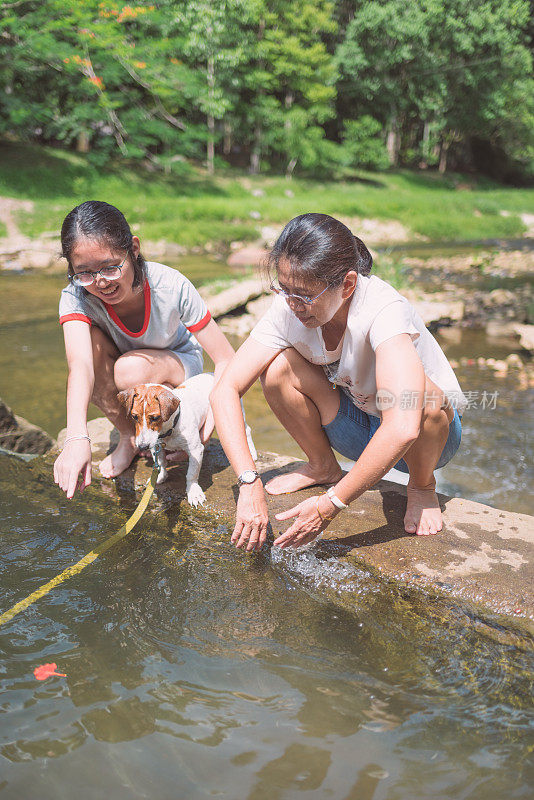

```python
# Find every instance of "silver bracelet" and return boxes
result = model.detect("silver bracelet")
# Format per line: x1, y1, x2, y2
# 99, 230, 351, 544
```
63, 434, 91, 447
327, 486, 348, 510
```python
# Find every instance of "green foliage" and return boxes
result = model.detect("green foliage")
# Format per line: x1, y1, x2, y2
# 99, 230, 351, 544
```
0, 0, 532, 179
341, 117, 389, 170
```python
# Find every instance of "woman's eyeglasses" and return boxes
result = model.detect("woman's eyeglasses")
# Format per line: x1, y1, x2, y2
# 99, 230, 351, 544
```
69, 254, 128, 287
270, 280, 330, 306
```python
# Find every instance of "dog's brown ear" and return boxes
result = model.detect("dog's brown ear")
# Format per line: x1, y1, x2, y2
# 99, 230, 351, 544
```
158, 391, 180, 421
117, 389, 136, 416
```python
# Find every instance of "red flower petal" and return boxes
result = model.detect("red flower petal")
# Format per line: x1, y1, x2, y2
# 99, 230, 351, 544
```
34, 663, 67, 680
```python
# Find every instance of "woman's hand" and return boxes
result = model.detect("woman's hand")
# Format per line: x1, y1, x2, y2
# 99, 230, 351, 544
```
232, 482, 270, 552
53, 439, 92, 499
273, 495, 335, 549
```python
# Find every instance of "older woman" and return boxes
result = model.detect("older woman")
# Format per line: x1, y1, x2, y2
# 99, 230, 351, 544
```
211, 213, 465, 551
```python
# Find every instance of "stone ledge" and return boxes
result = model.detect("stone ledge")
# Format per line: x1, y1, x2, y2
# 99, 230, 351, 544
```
58, 417, 534, 627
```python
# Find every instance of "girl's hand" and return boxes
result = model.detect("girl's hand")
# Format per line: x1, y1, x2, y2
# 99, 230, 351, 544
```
273, 495, 334, 549
232, 482, 270, 552
53, 439, 92, 499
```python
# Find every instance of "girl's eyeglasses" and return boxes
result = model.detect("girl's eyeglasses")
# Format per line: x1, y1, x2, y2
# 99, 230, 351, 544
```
69, 254, 128, 287
270, 280, 330, 306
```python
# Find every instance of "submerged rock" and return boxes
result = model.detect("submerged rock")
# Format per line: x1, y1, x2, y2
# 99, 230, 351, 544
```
0, 399, 55, 455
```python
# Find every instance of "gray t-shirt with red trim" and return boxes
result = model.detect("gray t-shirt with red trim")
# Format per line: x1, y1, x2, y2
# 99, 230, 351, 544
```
59, 261, 211, 361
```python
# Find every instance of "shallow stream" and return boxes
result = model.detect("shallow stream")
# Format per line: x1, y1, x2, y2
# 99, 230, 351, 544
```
0, 258, 533, 798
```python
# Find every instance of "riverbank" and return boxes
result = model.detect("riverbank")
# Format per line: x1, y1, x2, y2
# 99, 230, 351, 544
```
1, 141, 533, 257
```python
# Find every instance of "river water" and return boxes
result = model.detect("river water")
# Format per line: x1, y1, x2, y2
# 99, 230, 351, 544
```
0, 261, 533, 798
1, 454, 533, 799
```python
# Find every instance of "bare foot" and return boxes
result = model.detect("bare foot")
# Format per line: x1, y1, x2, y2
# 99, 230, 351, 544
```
404, 481, 443, 536
100, 435, 138, 478
265, 462, 343, 496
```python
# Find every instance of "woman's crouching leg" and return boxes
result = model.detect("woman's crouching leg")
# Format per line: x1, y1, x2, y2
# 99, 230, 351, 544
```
401, 376, 456, 536
260, 348, 343, 495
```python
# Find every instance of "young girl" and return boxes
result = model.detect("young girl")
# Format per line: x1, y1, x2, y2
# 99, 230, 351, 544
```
211, 213, 466, 551
54, 200, 234, 499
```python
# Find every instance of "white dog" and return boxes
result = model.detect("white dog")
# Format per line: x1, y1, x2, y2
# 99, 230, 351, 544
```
118, 373, 256, 507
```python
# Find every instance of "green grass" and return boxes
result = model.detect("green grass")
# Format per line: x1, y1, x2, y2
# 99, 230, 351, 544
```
1, 141, 533, 248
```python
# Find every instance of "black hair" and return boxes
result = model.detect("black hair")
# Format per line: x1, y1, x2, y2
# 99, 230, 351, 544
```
61, 200, 146, 288
267, 213, 372, 286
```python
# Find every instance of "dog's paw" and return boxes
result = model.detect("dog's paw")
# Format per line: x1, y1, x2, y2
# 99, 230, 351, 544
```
156, 468, 168, 485
187, 483, 206, 507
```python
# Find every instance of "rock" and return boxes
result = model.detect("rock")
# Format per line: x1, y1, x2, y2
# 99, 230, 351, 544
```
0, 399, 55, 455
514, 324, 534, 352
56, 416, 117, 464
20, 248, 59, 271
436, 327, 462, 345
246, 294, 273, 321
144, 239, 187, 263
218, 314, 257, 337
412, 298, 464, 326
218, 294, 273, 336
260, 225, 284, 248
485, 320, 519, 340
521, 212, 534, 237
202, 277, 267, 318
505, 353, 523, 367
0, 238, 62, 272
486, 288, 515, 307
227, 246, 269, 268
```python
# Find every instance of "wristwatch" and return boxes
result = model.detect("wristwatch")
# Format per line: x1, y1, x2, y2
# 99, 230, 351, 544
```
237, 469, 260, 487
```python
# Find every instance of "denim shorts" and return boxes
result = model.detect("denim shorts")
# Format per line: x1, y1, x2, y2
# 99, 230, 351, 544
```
322, 390, 462, 473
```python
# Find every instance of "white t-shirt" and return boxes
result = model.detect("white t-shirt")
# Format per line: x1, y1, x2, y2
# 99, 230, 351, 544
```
59, 261, 211, 360
250, 274, 467, 417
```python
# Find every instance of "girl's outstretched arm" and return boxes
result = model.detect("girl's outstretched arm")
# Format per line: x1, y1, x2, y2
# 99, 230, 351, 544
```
53, 320, 94, 499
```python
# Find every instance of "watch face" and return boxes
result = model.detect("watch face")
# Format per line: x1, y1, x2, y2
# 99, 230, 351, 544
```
241, 470, 257, 484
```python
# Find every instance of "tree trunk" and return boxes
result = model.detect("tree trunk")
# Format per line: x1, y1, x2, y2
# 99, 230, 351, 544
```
223, 121, 232, 156
286, 156, 298, 180
386, 112, 400, 166
207, 54, 215, 175
250, 124, 262, 174
439, 137, 450, 173
76, 130, 90, 153
419, 121, 430, 169
284, 91, 295, 178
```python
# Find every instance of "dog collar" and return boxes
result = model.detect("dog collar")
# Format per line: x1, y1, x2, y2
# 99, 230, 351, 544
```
158, 407, 181, 441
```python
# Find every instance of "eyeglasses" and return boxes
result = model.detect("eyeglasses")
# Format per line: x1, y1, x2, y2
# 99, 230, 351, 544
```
270, 280, 330, 306
69, 254, 128, 287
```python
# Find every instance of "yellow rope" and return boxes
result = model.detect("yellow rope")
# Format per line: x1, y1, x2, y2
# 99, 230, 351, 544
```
0, 470, 158, 627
